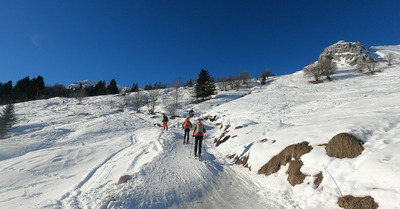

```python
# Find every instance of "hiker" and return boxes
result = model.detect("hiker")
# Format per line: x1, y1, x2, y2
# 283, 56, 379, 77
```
193, 119, 206, 157
182, 118, 192, 144
162, 113, 169, 130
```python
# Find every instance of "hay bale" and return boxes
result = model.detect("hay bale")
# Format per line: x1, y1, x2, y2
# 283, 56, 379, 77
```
286, 160, 307, 186
258, 141, 313, 175
118, 175, 132, 185
338, 195, 379, 209
326, 133, 364, 158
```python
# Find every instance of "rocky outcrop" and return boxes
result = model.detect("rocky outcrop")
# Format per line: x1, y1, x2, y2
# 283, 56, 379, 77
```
318, 40, 373, 65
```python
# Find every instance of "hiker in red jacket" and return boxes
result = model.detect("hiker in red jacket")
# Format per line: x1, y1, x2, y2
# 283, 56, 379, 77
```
182, 118, 192, 144
192, 119, 206, 157
162, 113, 168, 130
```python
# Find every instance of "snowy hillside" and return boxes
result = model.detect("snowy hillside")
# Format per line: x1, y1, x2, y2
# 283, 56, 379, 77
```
1, 45, 400, 209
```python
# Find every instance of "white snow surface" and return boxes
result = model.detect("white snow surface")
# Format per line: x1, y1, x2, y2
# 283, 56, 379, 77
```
1, 45, 400, 209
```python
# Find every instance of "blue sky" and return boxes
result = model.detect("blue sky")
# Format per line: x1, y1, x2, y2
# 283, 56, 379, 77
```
1, 0, 400, 88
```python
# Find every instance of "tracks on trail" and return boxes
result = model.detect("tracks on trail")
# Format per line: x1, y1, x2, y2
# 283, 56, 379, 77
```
59, 126, 297, 209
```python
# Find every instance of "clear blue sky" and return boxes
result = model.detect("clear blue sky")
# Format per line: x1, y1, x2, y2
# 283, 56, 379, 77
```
1, 0, 400, 88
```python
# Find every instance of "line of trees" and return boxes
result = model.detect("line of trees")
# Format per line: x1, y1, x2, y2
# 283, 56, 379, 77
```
2, 67, 274, 106
0, 76, 68, 105
0, 76, 123, 105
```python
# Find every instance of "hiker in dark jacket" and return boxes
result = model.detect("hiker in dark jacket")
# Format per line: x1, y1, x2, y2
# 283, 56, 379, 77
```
162, 113, 168, 130
182, 118, 192, 144
192, 119, 206, 157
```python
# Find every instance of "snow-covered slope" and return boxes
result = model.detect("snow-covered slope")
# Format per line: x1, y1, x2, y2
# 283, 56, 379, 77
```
0, 45, 399, 209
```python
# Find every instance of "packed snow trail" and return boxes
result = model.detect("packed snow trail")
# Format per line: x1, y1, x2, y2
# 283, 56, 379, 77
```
104, 128, 296, 209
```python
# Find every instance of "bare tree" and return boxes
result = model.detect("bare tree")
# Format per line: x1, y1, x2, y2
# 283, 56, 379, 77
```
132, 91, 148, 112
173, 81, 180, 105
217, 77, 228, 91
75, 88, 86, 104
227, 75, 236, 90
147, 88, 160, 113
303, 62, 323, 82
319, 58, 337, 80
165, 98, 178, 116
384, 53, 394, 66
233, 75, 242, 90
357, 58, 380, 74
365, 59, 380, 73
260, 68, 273, 85
239, 71, 253, 88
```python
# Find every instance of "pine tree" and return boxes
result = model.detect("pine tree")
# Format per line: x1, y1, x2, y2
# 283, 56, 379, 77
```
131, 83, 139, 92
195, 69, 216, 100
95, 81, 107, 95
0, 104, 17, 139
0, 81, 13, 105
107, 79, 119, 94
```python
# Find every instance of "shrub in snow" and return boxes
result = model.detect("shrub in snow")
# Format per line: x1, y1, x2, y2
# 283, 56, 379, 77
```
338, 195, 378, 209
258, 141, 313, 176
325, 133, 364, 158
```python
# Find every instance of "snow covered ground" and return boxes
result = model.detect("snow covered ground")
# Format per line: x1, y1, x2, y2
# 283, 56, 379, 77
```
1, 45, 399, 209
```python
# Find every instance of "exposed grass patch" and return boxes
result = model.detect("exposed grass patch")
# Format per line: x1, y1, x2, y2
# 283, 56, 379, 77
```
214, 124, 231, 146
235, 154, 251, 170
258, 141, 313, 176
309, 80, 324, 84
117, 175, 132, 185
286, 160, 307, 186
314, 171, 323, 188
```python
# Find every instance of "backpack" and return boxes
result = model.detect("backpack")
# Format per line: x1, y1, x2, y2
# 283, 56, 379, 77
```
196, 123, 204, 134
183, 119, 191, 129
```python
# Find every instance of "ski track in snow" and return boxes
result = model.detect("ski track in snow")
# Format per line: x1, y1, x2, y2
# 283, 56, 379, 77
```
53, 124, 296, 209
104, 128, 296, 209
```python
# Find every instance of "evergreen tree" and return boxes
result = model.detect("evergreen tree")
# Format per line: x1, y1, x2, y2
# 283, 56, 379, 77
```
27, 76, 45, 100
194, 69, 216, 100
0, 81, 13, 105
184, 79, 194, 87
11, 76, 30, 102
144, 84, 152, 90
107, 79, 119, 94
0, 103, 17, 139
131, 83, 139, 92
95, 81, 107, 95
